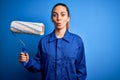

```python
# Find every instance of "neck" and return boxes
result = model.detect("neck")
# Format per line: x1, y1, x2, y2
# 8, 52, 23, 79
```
55, 28, 67, 38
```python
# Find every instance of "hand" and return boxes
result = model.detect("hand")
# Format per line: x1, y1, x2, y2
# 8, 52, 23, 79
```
19, 52, 29, 63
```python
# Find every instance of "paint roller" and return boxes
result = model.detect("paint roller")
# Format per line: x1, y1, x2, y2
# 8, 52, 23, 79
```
10, 21, 44, 65
10, 21, 44, 35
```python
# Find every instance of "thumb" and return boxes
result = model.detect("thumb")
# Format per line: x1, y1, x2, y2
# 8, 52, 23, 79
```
25, 53, 29, 62
25, 53, 29, 56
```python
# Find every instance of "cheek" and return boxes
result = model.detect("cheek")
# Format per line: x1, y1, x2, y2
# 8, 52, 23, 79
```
63, 18, 69, 24
64, 16, 69, 21
52, 18, 56, 23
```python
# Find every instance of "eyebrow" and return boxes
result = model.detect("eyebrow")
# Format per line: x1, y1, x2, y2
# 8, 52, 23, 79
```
53, 11, 66, 14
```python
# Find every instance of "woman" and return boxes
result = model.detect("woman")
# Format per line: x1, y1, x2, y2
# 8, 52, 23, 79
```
19, 3, 87, 80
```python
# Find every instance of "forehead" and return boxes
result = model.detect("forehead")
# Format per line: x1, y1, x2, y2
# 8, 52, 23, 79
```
53, 5, 67, 13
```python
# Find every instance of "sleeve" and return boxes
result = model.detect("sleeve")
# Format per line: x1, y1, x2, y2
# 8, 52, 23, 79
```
24, 40, 42, 73
75, 38, 87, 80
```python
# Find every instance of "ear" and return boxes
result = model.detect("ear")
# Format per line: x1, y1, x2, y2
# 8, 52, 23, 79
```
67, 16, 70, 22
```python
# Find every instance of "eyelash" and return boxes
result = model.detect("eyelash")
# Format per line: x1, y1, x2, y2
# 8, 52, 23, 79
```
61, 14, 65, 16
53, 14, 57, 17
53, 14, 65, 17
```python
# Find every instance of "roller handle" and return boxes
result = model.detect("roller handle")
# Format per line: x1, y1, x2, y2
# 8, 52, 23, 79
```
22, 47, 27, 66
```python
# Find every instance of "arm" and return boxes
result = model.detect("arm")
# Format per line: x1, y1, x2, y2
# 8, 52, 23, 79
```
24, 51, 41, 73
75, 40, 87, 80
19, 40, 42, 73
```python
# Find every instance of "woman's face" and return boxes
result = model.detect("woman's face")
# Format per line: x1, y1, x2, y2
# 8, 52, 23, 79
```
52, 5, 70, 30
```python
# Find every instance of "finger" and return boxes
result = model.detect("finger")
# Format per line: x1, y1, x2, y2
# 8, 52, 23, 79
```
19, 54, 26, 58
25, 53, 28, 56
19, 57, 27, 61
19, 57, 26, 60
20, 52, 25, 55
19, 53, 29, 63
19, 59, 26, 62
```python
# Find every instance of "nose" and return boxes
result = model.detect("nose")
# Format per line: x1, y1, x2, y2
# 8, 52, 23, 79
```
57, 15, 61, 21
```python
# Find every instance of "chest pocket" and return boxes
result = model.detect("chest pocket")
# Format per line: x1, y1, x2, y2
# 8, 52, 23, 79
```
61, 44, 78, 59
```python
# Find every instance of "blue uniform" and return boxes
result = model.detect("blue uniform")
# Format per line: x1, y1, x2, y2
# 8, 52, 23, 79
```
24, 30, 87, 80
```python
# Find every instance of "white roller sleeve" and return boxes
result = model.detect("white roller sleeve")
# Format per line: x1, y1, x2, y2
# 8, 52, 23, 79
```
10, 21, 44, 35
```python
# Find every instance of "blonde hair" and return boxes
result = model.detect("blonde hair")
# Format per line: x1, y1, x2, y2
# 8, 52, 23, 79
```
66, 22, 70, 30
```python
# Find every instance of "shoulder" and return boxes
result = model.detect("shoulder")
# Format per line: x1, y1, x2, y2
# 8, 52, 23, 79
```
68, 32, 84, 48
41, 33, 52, 40
69, 32, 83, 42
40, 32, 52, 42
37, 32, 52, 46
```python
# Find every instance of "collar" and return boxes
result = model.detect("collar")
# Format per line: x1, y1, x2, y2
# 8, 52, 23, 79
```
48, 30, 71, 43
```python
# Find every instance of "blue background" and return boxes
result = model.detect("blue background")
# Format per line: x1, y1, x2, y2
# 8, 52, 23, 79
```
0, 0, 120, 80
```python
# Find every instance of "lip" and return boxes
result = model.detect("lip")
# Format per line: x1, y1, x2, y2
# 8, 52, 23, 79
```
56, 23, 61, 26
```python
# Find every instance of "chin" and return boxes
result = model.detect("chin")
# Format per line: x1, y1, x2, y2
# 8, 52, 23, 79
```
56, 25, 66, 30
56, 26, 62, 29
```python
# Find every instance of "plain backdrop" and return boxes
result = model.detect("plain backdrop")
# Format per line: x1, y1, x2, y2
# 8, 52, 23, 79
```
0, 0, 120, 80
